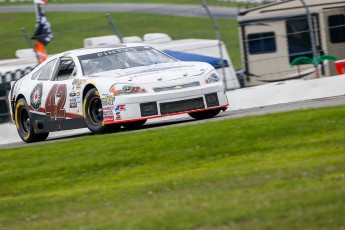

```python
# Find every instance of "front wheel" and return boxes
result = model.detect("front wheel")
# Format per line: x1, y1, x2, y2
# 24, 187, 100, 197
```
188, 108, 221, 120
15, 98, 49, 143
83, 88, 120, 134
83, 88, 108, 133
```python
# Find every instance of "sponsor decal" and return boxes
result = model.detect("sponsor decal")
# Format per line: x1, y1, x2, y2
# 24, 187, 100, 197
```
112, 86, 146, 95
115, 104, 126, 111
103, 116, 114, 122
116, 111, 121, 120
102, 101, 114, 106
76, 97, 81, 103
72, 79, 78, 85
101, 96, 115, 106
72, 79, 87, 90
103, 110, 114, 116
101, 97, 115, 102
30, 82, 43, 110
70, 102, 77, 108
76, 92, 80, 96
70, 92, 77, 97
103, 106, 113, 111
69, 98, 78, 108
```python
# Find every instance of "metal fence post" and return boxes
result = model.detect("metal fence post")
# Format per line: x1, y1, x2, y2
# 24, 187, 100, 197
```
21, 27, 40, 64
105, 13, 123, 43
300, 0, 319, 78
200, 0, 228, 90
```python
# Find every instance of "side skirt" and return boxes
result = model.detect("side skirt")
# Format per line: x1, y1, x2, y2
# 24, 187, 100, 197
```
30, 112, 86, 133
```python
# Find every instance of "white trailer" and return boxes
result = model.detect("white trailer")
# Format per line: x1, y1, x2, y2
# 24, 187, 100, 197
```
238, 0, 345, 86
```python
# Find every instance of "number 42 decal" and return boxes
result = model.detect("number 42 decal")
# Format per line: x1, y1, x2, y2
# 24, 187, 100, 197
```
45, 84, 67, 119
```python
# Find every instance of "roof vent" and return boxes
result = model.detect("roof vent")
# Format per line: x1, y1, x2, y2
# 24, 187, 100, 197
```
15, 49, 36, 59
83, 35, 121, 47
123, 36, 143, 43
143, 33, 172, 44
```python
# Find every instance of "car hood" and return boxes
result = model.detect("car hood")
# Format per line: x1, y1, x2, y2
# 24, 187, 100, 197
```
87, 62, 211, 84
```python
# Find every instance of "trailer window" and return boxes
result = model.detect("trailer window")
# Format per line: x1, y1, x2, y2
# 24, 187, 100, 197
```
329, 14, 345, 44
286, 17, 320, 63
248, 32, 276, 54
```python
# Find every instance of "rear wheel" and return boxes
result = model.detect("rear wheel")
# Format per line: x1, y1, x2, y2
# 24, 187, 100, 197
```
122, 119, 147, 129
83, 88, 120, 133
188, 108, 221, 120
15, 98, 49, 143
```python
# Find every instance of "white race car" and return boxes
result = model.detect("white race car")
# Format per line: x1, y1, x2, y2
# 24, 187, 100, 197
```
9, 44, 229, 143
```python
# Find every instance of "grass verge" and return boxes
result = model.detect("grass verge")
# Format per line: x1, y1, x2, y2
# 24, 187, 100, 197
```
1, 106, 345, 229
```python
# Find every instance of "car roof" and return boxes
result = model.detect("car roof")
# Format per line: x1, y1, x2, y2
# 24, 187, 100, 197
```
61, 43, 151, 57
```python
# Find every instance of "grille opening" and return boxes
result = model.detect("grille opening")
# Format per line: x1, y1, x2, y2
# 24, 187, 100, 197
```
160, 97, 204, 115
205, 93, 219, 107
140, 102, 158, 117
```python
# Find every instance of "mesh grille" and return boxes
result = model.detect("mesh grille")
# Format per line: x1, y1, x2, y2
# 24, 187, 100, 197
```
160, 97, 204, 115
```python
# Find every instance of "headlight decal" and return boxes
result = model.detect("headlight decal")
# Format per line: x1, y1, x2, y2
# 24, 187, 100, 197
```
110, 84, 147, 96
205, 71, 220, 84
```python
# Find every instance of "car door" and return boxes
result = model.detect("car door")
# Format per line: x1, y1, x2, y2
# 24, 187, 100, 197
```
34, 57, 67, 122
49, 57, 80, 120
33, 57, 77, 130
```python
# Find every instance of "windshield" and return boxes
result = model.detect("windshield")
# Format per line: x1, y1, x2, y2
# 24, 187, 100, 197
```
78, 46, 176, 75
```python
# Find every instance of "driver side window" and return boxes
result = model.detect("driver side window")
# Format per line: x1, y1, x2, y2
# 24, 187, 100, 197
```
54, 59, 77, 81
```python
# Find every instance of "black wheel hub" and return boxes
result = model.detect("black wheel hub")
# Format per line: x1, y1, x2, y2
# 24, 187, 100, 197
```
20, 108, 30, 134
89, 97, 103, 124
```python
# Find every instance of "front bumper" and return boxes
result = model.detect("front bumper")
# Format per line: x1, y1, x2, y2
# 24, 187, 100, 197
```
102, 84, 228, 124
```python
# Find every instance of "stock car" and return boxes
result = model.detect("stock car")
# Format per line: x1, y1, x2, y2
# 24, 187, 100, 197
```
9, 43, 229, 143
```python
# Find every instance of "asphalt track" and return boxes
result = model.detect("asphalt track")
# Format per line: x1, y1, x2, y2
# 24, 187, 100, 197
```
0, 3, 239, 18
1, 95, 345, 149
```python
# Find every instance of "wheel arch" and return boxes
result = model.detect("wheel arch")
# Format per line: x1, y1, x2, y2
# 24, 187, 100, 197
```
83, 84, 97, 102
15, 94, 26, 103
12, 94, 26, 120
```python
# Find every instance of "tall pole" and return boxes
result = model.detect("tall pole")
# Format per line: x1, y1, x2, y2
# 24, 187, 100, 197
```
21, 27, 40, 64
200, 0, 227, 90
300, 0, 319, 78
105, 13, 123, 43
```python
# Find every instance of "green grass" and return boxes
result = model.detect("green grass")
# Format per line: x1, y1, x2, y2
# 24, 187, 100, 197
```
1, 106, 345, 229
0, 12, 242, 68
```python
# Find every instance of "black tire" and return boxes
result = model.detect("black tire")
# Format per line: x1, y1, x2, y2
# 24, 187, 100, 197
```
122, 119, 147, 129
188, 108, 221, 120
15, 98, 49, 143
83, 88, 119, 134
